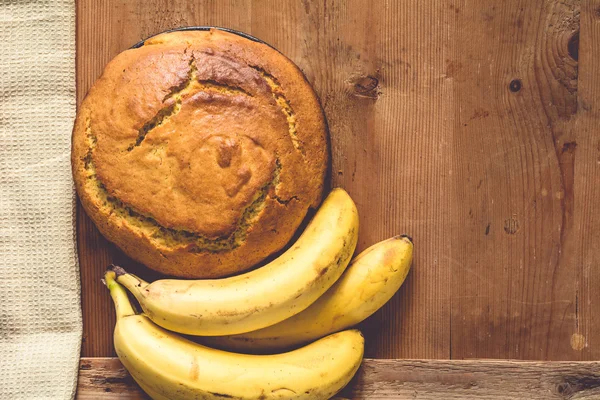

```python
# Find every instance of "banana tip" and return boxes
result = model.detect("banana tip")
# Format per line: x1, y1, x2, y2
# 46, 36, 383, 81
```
110, 264, 128, 277
395, 234, 413, 244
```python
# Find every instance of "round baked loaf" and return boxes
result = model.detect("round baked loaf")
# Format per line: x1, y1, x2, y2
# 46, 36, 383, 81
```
72, 29, 328, 278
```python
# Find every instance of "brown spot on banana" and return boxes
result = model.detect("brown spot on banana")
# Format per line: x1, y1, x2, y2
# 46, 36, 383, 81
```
207, 392, 235, 398
189, 357, 199, 381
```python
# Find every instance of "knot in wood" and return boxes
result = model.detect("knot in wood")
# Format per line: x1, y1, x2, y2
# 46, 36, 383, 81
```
353, 75, 380, 99
568, 31, 579, 61
509, 79, 522, 93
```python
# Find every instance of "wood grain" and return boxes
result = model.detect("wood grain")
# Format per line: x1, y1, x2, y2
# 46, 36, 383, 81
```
450, 0, 583, 361
77, 0, 600, 360
76, 357, 600, 399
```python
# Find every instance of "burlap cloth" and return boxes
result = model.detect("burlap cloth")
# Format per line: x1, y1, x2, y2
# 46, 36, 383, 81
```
0, 0, 82, 398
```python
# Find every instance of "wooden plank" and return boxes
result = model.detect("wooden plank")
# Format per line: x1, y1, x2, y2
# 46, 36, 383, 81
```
76, 0, 119, 358
573, 0, 600, 361
77, 0, 600, 361
77, 357, 600, 399
449, 0, 589, 360
448, 0, 600, 361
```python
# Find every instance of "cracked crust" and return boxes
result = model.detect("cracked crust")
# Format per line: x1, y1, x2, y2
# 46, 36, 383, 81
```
72, 29, 328, 278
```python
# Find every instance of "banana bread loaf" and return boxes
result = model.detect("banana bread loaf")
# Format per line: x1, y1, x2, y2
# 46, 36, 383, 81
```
72, 28, 328, 278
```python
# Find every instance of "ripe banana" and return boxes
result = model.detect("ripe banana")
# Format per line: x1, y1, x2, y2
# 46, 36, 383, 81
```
104, 271, 364, 400
205, 235, 413, 352
114, 188, 359, 335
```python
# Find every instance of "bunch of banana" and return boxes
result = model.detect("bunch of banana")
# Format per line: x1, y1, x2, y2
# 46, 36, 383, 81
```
105, 271, 364, 400
106, 188, 414, 399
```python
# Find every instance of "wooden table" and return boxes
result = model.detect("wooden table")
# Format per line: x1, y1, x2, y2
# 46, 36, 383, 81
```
76, 0, 600, 397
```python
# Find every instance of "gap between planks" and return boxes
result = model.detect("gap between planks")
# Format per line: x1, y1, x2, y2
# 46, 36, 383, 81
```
77, 357, 600, 399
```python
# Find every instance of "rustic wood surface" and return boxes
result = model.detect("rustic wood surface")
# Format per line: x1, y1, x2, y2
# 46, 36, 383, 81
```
76, 357, 600, 399
77, 0, 600, 360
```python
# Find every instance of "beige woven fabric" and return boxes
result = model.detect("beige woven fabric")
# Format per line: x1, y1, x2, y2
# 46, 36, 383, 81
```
0, 1, 81, 399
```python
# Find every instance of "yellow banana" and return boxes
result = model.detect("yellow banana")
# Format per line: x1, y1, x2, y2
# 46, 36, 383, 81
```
205, 235, 413, 352
114, 188, 359, 336
105, 271, 364, 400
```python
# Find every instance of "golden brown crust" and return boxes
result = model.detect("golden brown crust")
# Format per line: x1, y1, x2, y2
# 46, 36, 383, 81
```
72, 29, 328, 278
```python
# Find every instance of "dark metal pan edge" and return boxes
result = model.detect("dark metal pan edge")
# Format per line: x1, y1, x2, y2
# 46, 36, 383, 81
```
131, 26, 271, 49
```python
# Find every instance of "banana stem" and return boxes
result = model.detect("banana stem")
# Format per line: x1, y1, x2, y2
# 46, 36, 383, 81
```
104, 271, 136, 320
111, 264, 150, 295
